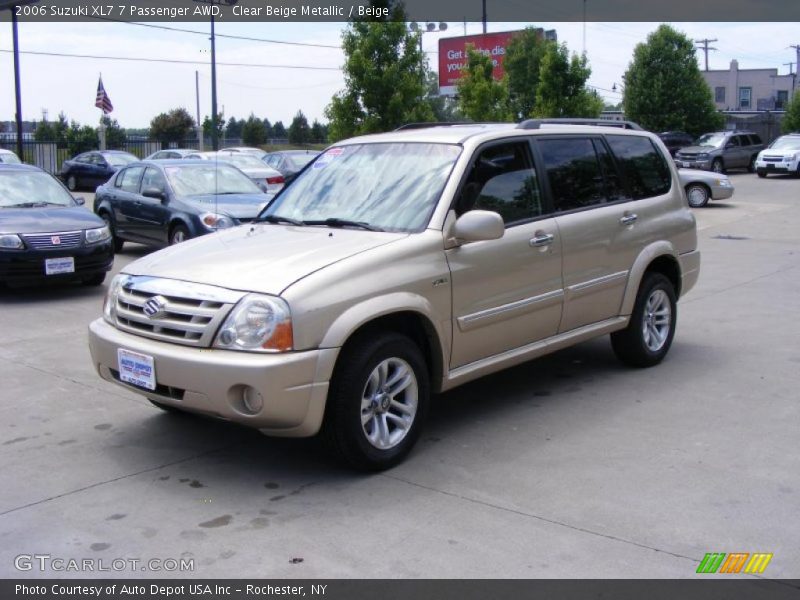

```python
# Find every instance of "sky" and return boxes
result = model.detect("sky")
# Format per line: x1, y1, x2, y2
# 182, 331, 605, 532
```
0, 20, 797, 128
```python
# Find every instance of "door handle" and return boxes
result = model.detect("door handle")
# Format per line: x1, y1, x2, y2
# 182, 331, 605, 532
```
530, 233, 554, 247
620, 213, 638, 226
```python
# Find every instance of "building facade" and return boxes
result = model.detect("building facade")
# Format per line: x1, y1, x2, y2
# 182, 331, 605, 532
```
702, 60, 796, 111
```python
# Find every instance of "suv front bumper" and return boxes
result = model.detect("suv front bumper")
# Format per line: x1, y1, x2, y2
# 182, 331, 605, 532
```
755, 157, 799, 174
88, 319, 337, 437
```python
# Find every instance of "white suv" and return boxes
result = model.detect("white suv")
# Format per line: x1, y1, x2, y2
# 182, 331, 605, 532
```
755, 134, 800, 178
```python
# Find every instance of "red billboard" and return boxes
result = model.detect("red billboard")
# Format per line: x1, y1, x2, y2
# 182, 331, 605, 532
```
438, 29, 556, 96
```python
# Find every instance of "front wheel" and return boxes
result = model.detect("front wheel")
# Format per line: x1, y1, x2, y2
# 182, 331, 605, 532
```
169, 224, 189, 245
685, 183, 710, 208
82, 272, 106, 286
711, 158, 724, 174
322, 333, 429, 471
611, 273, 677, 368
100, 212, 124, 253
757, 170, 767, 179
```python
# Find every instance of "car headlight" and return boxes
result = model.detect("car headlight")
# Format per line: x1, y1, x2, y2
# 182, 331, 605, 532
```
697, 153, 709, 160
716, 178, 732, 187
214, 294, 293, 352
201, 212, 234, 230
103, 273, 127, 324
85, 225, 111, 244
0, 234, 23, 249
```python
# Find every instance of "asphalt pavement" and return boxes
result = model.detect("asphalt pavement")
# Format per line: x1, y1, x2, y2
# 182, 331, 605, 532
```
1, 172, 798, 579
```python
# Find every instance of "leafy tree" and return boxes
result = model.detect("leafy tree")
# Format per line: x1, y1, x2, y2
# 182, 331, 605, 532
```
325, 2, 433, 141
65, 121, 99, 156
310, 119, 327, 143
272, 121, 287, 139
455, 46, 511, 122
504, 27, 551, 120
225, 117, 244, 139
782, 93, 800, 133
533, 43, 603, 118
262, 118, 273, 139
151, 108, 195, 145
622, 24, 723, 136
34, 120, 54, 142
101, 115, 127, 149
288, 110, 311, 144
201, 111, 226, 140
425, 71, 463, 122
241, 114, 267, 146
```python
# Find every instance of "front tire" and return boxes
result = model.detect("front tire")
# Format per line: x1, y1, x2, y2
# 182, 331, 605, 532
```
711, 158, 724, 174
611, 273, 677, 368
322, 332, 429, 471
82, 272, 106, 286
100, 212, 124, 253
757, 170, 767, 178
685, 183, 710, 208
169, 224, 190, 245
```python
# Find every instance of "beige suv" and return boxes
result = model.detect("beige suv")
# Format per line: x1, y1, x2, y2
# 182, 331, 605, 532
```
89, 122, 700, 470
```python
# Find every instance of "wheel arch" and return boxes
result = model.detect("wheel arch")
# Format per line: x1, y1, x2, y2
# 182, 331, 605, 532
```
620, 243, 682, 316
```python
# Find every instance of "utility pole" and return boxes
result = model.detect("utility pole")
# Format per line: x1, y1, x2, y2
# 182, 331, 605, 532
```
11, 7, 24, 160
791, 45, 800, 96
481, 0, 486, 34
195, 71, 203, 151
695, 38, 718, 72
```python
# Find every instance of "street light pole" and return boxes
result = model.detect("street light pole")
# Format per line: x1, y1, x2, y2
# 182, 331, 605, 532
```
210, 14, 218, 150
11, 6, 23, 160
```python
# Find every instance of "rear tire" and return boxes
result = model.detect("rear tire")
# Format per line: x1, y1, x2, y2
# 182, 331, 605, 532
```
322, 332, 429, 471
685, 183, 710, 208
611, 273, 677, 368
748, 155, 757, 173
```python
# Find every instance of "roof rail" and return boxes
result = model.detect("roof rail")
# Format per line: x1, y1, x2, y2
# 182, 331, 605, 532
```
517, 118, 644, 131
394, 121, 497, 131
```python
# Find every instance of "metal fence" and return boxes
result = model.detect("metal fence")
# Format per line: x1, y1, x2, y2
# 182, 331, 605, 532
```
721, 111, 785, 144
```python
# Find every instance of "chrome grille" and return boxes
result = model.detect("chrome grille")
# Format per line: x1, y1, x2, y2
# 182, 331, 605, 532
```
22, 230, 82, 250
762, 156, 783, 162
113, 276, 244, 347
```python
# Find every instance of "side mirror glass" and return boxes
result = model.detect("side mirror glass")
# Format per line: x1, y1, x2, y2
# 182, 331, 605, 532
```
451, 210, 504, 244
142, 187, 165, 201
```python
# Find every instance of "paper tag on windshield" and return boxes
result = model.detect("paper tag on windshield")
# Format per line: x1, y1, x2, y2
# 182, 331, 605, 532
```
313, 147, 345, 169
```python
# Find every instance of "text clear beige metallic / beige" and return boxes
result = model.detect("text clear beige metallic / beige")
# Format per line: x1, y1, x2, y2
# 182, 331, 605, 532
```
89, 122, 699, 470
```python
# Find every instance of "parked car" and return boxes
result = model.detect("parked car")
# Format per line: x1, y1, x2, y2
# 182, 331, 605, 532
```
144, 149, 195, 160
658, 131, 694, 157
215, 152, 285, 193
89, 122, 699, 470
0, 148, 22, 164
60, 150, 139, 191
0, 164, 113, 286
221, 146, 268, 160
263, 150, 319, 181
93, 160, 272, 250
674, 130, 765, 173
754, 133, 800, 178
678, 168, 734, 208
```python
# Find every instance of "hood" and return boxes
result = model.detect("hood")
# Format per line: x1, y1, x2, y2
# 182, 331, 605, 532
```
0, 206, 104, 234
676, 145, 717, 155
182, 193, 272, 220
122, 223, 408, 295
760, 147, 800, 157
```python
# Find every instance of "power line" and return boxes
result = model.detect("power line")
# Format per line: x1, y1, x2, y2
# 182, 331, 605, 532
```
0, 48, 342, 70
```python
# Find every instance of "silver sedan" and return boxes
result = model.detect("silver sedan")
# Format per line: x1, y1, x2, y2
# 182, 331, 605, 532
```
678, 168, 734, 208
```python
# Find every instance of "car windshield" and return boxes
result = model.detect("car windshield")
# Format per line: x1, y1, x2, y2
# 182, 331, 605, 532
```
769, 136, 800, 150
164, 164, 262, 196
286, 153, 316, 169
263, 142, 462, 233
0, 171, 75, 207
104, 153, 139, 166
1, 152, 21, 164
694, 133, 726, 148
216, 154, 266, 169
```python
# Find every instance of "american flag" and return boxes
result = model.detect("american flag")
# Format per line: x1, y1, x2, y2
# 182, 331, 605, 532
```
95, 76, 113, 114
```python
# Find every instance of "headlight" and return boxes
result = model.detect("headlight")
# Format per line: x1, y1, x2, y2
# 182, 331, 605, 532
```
201, 213, 234, 230
214, 294, 293, 352
697, 153, 709, 160
716, 178, 732, 187
103, 274, 126, 324
0, 234, 23, 249
85, 225, 111, 244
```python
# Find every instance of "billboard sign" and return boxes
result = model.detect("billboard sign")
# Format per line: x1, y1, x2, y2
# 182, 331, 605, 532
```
437, 29, 556, 96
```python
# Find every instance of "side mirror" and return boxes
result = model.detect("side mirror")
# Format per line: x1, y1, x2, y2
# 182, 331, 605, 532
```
142, 187, 166, 202
451, 210, 504, 244
73, 195, 85, 206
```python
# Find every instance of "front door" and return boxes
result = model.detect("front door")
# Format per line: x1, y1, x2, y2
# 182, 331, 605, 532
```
447, 139, 564, 369
135, 167, 172, 244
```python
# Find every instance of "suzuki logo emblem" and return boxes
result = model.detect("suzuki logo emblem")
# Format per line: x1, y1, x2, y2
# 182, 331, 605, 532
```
142, 295, 168, 319
51, 236, 61, 245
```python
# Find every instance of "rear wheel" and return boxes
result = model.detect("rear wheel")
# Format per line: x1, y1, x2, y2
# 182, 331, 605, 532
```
685, 183, 710, 208
322, 332, 429, 471
611, 273, 677, 368
748, 155, 757, 173
169, 224, 189, 245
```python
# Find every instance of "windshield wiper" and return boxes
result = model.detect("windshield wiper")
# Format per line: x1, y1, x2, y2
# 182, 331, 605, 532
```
257, 214, 304, 226
303, 218, 383, 232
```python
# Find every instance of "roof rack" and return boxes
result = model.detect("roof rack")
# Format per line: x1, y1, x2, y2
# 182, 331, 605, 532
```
517, 118, 644, 131
394, 121, 498, 131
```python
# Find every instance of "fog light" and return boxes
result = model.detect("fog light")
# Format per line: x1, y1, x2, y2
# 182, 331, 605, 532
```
242, 386, 263, 414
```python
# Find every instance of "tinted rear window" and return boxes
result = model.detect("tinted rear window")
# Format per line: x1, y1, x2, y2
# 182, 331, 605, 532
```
605, 135, 671, 200
539, 138, 607, 212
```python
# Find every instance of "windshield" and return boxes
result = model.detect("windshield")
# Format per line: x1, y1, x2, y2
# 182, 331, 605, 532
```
264, 143, 461, 233
164, 164, 262, 196
0, 171, 76, 207
216, 154, 266, 169
769, 136, 800, 150
104, 153, 139, 166
1, 152, 21, 164
286, 153, 316, 169
694, 133, 726, 148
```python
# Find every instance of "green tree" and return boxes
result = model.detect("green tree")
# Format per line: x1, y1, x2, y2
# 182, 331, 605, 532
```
241, 114, 267, 146
533, 43, 603, 118
34, 120, 55, 142
272, 121, 287, 139
310, 119, 327, 143
455, 46, 510, 122
101, 115, 127, 149
325, 2, 433, 141
782, 93, 800, 133
225, 117, 244, 139
622, 24, 723, 136
201, 111, 226, 140
504, 27, 551, 120
288, 110, 311, 144
425, 71, 463, 122
151, 108, 195, 145
262, 118, 273, 139
65, 121, 99, 156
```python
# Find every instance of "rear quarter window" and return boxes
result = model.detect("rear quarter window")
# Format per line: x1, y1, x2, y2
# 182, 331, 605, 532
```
605, 135, 671, 200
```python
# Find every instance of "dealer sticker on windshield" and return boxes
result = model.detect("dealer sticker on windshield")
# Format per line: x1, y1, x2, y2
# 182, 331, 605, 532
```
117, 348, 156, 391
313, 147, 346, 169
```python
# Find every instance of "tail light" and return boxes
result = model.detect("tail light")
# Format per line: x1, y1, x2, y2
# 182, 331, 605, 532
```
266, 176, 285, 185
